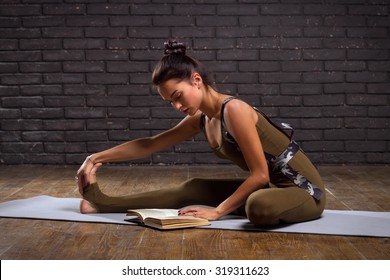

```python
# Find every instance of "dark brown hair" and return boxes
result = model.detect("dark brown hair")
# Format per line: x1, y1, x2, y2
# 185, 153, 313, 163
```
152, 40, 214, 89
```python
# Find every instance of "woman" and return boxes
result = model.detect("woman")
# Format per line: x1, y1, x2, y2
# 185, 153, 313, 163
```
76, 40, 325, 226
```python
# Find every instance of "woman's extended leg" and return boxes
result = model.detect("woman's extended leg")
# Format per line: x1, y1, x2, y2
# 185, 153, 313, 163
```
81, 177, 245, 213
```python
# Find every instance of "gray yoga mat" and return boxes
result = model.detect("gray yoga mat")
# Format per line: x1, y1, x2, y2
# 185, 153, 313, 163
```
0, 195, 389, 237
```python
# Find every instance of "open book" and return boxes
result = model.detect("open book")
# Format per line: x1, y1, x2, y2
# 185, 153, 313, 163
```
125, 208, 209, 230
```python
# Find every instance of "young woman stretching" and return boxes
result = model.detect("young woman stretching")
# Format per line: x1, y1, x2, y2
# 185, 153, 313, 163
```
76, 40, 326, 226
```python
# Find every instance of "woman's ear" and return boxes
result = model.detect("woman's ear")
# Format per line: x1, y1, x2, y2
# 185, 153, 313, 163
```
192, 72, 203, 89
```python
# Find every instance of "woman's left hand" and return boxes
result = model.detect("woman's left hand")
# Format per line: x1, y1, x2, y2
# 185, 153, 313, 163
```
178, 207, 222, 221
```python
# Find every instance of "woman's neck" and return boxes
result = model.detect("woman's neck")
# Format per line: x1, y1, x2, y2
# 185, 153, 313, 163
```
199, 87, 228, 119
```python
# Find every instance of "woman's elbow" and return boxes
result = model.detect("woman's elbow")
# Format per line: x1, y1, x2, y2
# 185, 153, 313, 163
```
252, 173, 270, 188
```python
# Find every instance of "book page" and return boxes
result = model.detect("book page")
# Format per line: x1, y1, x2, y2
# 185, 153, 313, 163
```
127, 208, 178, 220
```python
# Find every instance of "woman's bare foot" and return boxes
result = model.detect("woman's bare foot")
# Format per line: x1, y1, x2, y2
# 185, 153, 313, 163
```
80, 199, 98, 214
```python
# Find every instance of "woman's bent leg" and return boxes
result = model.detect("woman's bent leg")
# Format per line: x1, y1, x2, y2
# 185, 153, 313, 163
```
245, 186, 325, 226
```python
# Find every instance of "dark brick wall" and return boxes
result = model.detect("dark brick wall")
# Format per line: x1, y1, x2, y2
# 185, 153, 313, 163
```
0, 0, 389, 165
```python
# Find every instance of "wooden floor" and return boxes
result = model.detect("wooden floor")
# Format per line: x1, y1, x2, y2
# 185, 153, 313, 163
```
0, 164, 389, 260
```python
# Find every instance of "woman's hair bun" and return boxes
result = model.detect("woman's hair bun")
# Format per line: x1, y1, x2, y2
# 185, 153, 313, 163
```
164, 40, 186, 56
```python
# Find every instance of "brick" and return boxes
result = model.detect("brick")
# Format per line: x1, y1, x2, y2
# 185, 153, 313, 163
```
368, 106, 390, 117
1, 143, 44, 153
43, 4, 85, 15
348, 49, 388, 60
1, 120, 42, 131
0, 131, 21, 142
22, 108, 64, 119
302, 141, 344, 152
107, 38, 149, 50
2, 97, 43, 108
85, 27, 127, 38
63, 39, 105, 49
280, 107, 322, 118
281, 38, 322, 49
261, 26, 302, 37
240, 16, 280, 26
367, 129, 390, 140
130, 4, 171, 15
259, 72, 301, 83
346, 94, 388, 106
1, 74, 42, 85
65, 108, 106, 119
323, 106, 367, 117
22, 16, 65, 27
304, 95, 345, 106
325, 61, 366, 71
303, 72, 344, 83
87, 119, 129, 130
303, 49, 345, 60
346, 141, 387, 152
0, 63, 17, 73
261, 50, 301, 61
281, 16, 322, 27
346, 72, 388, 83
66, 16, 108, 27
196, 16, 238, 27
44, 120, 84, 131
20, 39, 62, 51
217, 27, 259, 38
323, 38, 365, 49
217, 49, 258, 60
22, 131, 64, 142
87, 96, 128, 107
237, 38, 279, 49
0, 39, 18, 51
173, 5, 216, 15
282, 61, 322, 72
20, 62, 62, 73
44, 74, 84, 84
172, 27, 214, 38
128, 27, 170, 38
45, 143, 86, 154
43, 50, 84, 61
153, 16, 194, 26
304, 4, 346, 15
261, 96, 302, 106
0, 28, 41, 39
65, 131, 107, 142
108, 107, 149, 118
130, 73, 153, 84
0, 51, 41, 62
324, 128, 366, 140
345, 117, 389, 129
44, 96, 84, 107
217, 4, 258, 15
21, 85, 62, 96
42, 27, 84, 38
261, 4, 301, 15
349, 5, 388, 16
367, 84, 390, 94
324, 83, 365, 94
239, 61, 279, 72
301, 118, 343, 129
216, 72, 258, 84
110, 16, 151, 27
87, 73, 128, 84
304, 27, 346, 38
64, 85, 106, 96
0, 5, 41, 16
281, 84, 322, 95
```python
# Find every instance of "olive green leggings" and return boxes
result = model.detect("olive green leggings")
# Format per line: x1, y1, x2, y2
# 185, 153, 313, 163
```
83, 177, 325, 226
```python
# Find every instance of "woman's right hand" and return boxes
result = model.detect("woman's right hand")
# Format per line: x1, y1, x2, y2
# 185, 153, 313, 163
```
76, 156, 102, 195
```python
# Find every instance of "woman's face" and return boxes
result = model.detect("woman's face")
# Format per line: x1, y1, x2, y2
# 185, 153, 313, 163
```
158, 77, 202, 116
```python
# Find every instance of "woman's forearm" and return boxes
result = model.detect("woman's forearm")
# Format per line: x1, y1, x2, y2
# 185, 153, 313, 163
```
89, 137, 156, 164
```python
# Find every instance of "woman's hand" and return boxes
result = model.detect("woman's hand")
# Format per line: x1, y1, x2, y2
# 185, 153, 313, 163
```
178, 206, 222, 221
75, 156, 102, 195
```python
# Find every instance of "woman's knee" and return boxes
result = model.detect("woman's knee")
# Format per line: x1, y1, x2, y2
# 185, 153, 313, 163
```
245, 191, 280, 226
